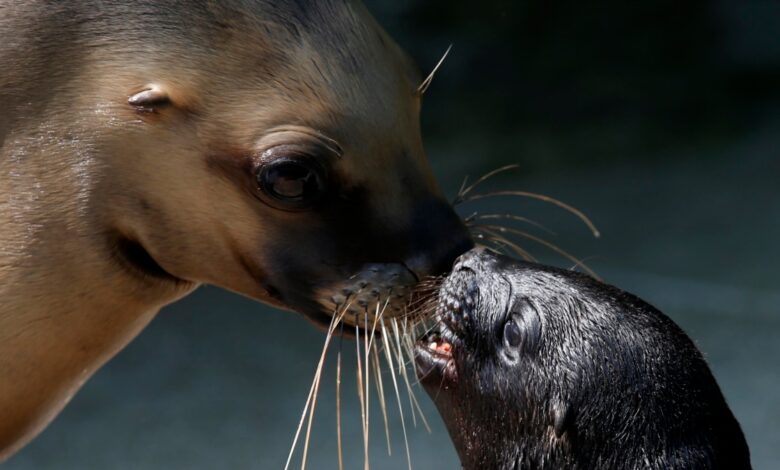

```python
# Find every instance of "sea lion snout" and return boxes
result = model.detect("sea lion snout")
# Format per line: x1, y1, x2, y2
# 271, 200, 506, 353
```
403, 197, 474, 279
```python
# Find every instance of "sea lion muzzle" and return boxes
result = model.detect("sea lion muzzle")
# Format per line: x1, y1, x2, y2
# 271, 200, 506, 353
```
261, 193, 474, 328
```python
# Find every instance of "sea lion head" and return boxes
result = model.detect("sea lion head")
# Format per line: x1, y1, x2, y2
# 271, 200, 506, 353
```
415, 247, 750, 469
70, 1, 473, 326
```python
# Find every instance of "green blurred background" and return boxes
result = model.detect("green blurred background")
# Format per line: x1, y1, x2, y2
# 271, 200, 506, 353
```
7, 1, 779, 468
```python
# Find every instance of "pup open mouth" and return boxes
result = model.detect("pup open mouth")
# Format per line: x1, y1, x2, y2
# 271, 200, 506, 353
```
414, 281, 471, 385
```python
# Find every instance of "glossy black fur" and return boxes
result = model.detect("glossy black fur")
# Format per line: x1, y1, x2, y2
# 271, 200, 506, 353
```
416, 248, 751, 470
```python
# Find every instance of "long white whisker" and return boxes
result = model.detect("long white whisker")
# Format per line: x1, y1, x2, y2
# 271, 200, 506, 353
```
478, 224, 600, 279
382, 323, 413, 470
392, 317, 432, 433
458, 190, 600, 238
468, 213, 556, 236
454, 164, 521, 202
372, 344, 392, 456
285, 308, 344, 470
390, 318, 415, 427
302, 310, 345, 470
355, 322, 368, 470
472, 228, 536, 261
363, 312, 371, 470
417, 44, 452, 95
336, 328, 344, 470
368, 297, 392, 455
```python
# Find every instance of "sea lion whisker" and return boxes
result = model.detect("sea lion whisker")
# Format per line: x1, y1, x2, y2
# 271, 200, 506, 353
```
364, 294, 392, 466
400, 317, 417, 384
472, 229, 536, 261
470, 231, 514, 257
418, 321, 445, 342
401, 335, 432, 432
470, 231, 509, 255
336, 295, 354, 470
355, 322, 369, 470
381, 324, 413, 470
401, 318, 419, 376
417, 44, 452, 96
302, 311, 345, 470
305, 298, 354, 470
372, 344, 392, 456
457, 190, 600, 238
468, 213, 556, 236
336, 325, 344, 470
391, 318, 431, 432
403, 282, 443, 322
453, 164, 522, 203
363, 312, 372, 470
366, 296, 390, 352
457, 176, 471, 202
477, 224, 600, 280
408, 308, 438, 323
388, 319, 415, 427
286, 308, 344, 470
418, 316, 451, 339
488, 235, 531, 259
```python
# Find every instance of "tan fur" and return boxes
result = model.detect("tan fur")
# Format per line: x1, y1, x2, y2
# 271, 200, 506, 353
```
0, 0, 470, 459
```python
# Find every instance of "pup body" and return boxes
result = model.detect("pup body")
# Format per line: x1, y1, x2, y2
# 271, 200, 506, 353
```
416, 248, 750, 469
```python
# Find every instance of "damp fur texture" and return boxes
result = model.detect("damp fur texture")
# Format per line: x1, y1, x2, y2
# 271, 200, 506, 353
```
416, 248, 751, 470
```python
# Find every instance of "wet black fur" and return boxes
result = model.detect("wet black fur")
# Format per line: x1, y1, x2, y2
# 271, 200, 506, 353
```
418, 248, 751, 470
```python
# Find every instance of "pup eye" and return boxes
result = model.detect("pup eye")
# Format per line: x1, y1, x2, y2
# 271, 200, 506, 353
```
503, 319, 523, 349
502, 298, 542, 357
256, 154, 326, 210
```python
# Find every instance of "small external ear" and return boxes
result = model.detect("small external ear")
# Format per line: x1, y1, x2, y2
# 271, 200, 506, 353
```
128, 85, 171, 110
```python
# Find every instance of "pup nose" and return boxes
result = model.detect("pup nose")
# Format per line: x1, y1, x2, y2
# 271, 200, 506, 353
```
453, 246, 496, 273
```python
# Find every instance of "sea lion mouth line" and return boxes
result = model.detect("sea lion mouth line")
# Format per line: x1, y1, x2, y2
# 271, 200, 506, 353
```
418, 326, 455, 359
414, 288, 466, 384
414, 337, 457, 384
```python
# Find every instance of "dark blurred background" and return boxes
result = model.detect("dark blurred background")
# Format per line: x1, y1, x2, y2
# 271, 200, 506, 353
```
7, 1, 779, 468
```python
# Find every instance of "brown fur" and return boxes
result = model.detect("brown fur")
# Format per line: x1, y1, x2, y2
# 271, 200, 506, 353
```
0, 0, 471, 459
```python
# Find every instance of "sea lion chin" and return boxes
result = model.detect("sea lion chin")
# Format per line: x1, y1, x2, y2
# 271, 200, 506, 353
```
415, 248, 751, 470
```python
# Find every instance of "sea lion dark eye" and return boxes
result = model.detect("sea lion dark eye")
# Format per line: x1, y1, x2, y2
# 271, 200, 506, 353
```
504, 319, 523, 349
256, 156, 326, 210
502, 298, 542, 358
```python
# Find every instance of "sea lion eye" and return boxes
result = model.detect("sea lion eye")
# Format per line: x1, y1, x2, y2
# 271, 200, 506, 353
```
504, 319, 523, 349
502, 298, 542, 358
256, 154, 326, 210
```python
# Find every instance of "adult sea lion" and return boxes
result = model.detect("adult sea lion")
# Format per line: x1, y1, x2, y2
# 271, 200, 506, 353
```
0, 0, 472, 459
415, 248, 750, 469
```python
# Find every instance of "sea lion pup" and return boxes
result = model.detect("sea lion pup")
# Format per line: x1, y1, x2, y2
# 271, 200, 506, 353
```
0, 0, 472, 459
415, 248, 750, 469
